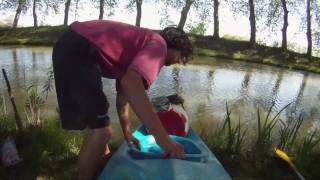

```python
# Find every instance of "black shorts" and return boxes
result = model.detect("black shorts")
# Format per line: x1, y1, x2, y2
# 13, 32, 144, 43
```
52, 28, 110, 130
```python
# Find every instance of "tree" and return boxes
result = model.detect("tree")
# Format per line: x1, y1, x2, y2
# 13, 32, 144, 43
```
0, 0, 30, 27
213, 0, 219, 39
294, 0, 320, 57
135, 0, 142, 26
314, 1, 320, 56
99, 0, 104, 19
13, 0, 29, 27
159, 0, 211, 30
280, 0, 289, 51
64, 0, 71, 25
126, 0, 144, 26
248, 0, 256, 47
32, 0, 38, 27
306, 0, 312, 58
227, 0, 265, 48
91, 0, 118, 20
264, 0, 292, 51
32, 0, 60, 27
178, 0, 194, 29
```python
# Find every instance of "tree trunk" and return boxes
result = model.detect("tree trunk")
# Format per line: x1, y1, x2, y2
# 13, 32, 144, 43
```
306, 0, 312, 58
178, 0, 194, 29
281, 0, 288, 51
64, 0, 72, 26
33, 0, 38, 27
248, 0, 256, 48
99, 0, 104, 19
213, 0, 219, 39
135, 0, 142, 26
13, 0, 23, 28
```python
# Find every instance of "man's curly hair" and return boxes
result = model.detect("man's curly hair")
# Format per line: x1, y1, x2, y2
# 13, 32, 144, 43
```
160, 27, 193, 64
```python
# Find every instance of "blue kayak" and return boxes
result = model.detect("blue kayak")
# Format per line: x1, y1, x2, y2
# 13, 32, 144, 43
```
98, 125, 231, 180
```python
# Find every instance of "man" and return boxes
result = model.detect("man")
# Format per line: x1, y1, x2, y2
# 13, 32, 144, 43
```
52, 20, 193, 180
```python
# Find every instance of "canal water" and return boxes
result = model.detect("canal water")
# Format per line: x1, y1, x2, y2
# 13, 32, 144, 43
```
0, 46, 319, 134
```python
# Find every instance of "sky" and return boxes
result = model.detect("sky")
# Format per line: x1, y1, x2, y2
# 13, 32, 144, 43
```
0, 0, 316, 55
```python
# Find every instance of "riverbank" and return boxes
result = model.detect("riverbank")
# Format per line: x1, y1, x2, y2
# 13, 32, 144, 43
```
191, 35, 320, 74
1, 113, 319, 179
1, 25, 320, 74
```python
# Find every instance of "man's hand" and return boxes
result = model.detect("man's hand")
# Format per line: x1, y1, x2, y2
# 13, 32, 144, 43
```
156, 137, 185, 159
125, 132, 141, 150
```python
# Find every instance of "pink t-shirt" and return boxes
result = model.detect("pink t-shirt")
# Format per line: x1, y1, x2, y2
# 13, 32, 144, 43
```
70, 20, 167, 89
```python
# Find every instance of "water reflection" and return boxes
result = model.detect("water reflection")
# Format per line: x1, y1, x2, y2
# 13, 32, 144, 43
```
0, 46, 319, 131
12, 49, 22, 89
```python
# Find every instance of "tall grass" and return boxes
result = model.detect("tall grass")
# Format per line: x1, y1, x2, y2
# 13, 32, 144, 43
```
0, 93, 8, 116
277, 114, 304, 153
222, 103, 247, 154
0, 93, 15, 135
293, 129, 320, 178
24, 85, 45, 127
192, 101, 320, 179
42, 66, 55, 99
255, 103, 291, 153
295, 130, 320, 163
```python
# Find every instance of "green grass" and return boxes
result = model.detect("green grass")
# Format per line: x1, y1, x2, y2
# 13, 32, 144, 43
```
0, 26, 67, 46
0, 117, 82, 179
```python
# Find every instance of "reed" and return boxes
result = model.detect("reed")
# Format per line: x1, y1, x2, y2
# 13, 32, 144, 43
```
296, 130, 320, 160
222, 102, 247, 154
42, 66, 55, 99
0, 93, 8, 116
0, 93, 14, 133
255, 103, 291, 152
277, 114, 304, 153
24, 85, 45, 127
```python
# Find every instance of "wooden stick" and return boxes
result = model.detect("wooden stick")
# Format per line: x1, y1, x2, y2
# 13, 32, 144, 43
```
2, 68, 23, 131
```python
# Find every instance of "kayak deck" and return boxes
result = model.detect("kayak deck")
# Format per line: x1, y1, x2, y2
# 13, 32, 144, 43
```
98, 126, 231, 180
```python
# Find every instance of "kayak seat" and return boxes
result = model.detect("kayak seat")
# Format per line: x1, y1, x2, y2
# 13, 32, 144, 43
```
129, 126, 207, 162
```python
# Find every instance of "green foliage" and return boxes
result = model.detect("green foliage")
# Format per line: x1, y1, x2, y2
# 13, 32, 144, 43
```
189, 22, 207, 35
0, 25, 67, 45
125, 0, 138, 13
0, 0, 30, 12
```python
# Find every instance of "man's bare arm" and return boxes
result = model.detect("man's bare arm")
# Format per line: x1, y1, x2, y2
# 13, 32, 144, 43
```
120, 68, 184, 159
116, 89, 130, 136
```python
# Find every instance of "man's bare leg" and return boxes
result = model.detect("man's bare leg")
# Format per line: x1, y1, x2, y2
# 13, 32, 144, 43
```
78, 126, 113, 180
